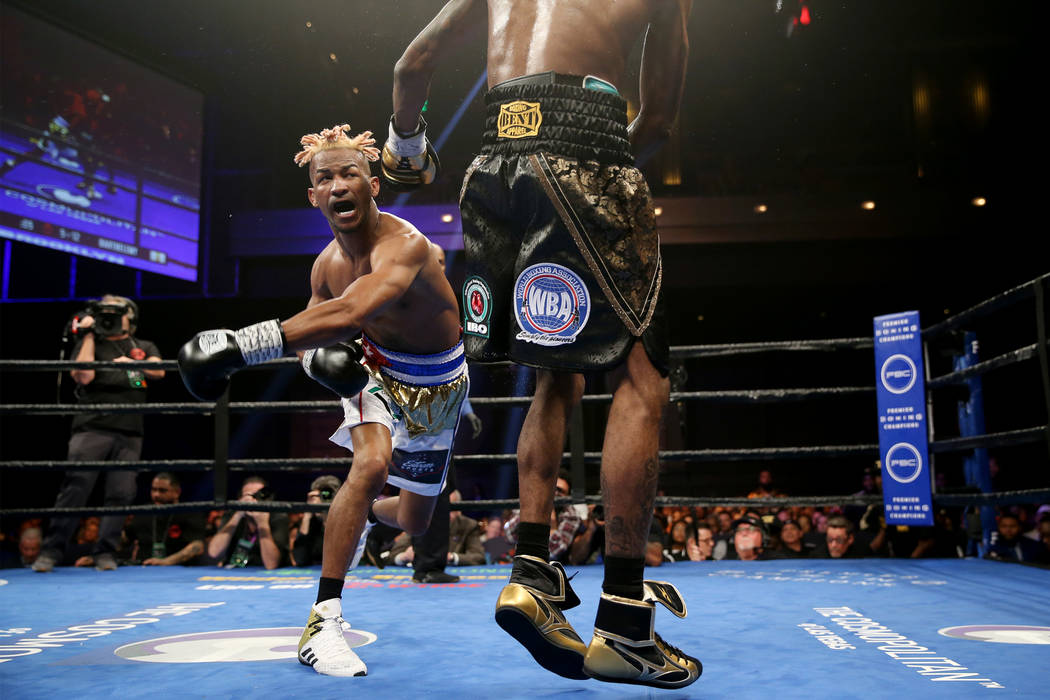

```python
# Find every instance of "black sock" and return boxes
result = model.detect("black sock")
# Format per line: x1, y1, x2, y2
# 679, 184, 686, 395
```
366, 501, 378, 525
515, 521, 551, 561
316, 576, 345, 604
602, 555, 644, 600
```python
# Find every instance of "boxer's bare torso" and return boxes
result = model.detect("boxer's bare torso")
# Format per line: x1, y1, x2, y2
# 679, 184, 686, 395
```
310, 220, 460, 354
483, 0, 657, 89
393, 0, 689, 158
281, 146, 460, 355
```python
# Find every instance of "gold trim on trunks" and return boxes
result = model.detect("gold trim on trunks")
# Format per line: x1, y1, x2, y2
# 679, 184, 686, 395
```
361, 358, 468, 439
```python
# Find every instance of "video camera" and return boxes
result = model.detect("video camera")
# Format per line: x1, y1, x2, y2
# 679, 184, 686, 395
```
87, 300, 130, 337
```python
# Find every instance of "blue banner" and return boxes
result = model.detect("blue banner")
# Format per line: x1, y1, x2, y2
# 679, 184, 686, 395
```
873, 311, 934, 526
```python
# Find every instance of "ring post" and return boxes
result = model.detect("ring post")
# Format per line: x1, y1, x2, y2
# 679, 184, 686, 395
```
1034, 277, 1050, 460
954, 331, 995, 555
214, 388, 230, 503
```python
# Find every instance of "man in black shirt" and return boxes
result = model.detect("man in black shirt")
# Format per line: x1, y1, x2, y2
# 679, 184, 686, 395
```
34, 295, 164, 572
207, 476, 289, 569
122, 472, 205, 566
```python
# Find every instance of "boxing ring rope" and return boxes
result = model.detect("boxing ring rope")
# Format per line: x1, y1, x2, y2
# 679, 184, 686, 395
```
2, 274, 1048, 522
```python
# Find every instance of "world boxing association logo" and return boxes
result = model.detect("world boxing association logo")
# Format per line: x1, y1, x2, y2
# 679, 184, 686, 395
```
463, 276, 491, 339
497, 101, 542, 139
513, 263, 591, 347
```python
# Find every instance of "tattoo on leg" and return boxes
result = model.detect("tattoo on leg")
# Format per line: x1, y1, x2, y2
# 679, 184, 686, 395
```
605, 456, 659, 557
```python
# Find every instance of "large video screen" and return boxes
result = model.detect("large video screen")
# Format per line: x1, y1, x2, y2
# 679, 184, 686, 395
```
0, 7, 203, 282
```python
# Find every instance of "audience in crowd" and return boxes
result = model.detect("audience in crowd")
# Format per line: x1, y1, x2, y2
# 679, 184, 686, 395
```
772, 519, 810, 558
568, 504, 604, 565
986, 512, 1043, 564
685, 524, 716, 561
813, 516, 872, 559
724, 515, 774, 561
663, 520, 692, 562
747, 469, 786, 502
290, 475, 341, 567
120, 472, 205, 566
0, 526, 43, 569
645, 519, 667, 567
481, 515, 514, 564
504, 470, 584, 565
8, 460, 1048, 572
446, 490, 485, 566
207, 475, 288, 569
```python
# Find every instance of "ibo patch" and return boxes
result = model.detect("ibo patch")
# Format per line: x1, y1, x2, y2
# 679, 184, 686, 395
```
513, 263, 590, 346
463, 276, 492, 338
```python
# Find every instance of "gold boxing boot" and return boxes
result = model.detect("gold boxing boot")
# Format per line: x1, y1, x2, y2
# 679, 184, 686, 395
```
583, 580, 701, 689
494, 555, 589, 680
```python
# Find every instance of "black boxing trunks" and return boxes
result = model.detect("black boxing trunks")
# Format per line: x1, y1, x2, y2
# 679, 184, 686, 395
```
459, 73, 668, 375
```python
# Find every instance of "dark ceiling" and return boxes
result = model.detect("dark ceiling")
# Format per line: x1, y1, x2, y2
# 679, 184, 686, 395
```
11, 0, 1037, 210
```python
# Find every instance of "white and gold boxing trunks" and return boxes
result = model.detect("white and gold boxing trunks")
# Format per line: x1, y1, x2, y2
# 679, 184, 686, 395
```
328, 335, 468, 496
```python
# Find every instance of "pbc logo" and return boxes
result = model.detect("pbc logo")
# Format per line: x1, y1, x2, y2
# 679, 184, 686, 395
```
462, 276, 492, 339
513, 263, 591, 347
885, 442, 923, 484
497, 101, 542, 139
880, 354, 918, 394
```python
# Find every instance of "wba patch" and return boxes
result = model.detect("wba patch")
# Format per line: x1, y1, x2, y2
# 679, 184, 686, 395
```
513, 263, 590, 346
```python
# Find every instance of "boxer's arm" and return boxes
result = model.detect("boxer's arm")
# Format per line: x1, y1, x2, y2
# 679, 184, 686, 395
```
392, 0, 487, 134
281, 235, 430, 350
307, 248, 335, 309
630, 0, 692, 166
296, 251, 336, 364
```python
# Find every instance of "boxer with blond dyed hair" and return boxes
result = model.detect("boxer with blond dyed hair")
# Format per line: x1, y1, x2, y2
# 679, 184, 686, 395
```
293, 123, 381, 168
178, 122, 466, 678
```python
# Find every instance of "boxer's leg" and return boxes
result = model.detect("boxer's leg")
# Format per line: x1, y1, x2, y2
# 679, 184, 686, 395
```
320, 423, 390, 580
583, 342, 701, 688
371, 489, 439, 536
517, 370, 584, 525
600, 341, 666, 566
300, 423, 389, 677
494, 369, 589, 680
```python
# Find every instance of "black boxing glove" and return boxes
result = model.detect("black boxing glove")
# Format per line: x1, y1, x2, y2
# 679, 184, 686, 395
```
178, 320, 284, 401
301, 342, 369, 398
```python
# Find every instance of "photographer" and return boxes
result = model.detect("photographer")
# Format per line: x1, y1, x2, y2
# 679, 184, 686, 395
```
207, 476, 288, 570
291, 475, 341, 567
34, 295, 164, 573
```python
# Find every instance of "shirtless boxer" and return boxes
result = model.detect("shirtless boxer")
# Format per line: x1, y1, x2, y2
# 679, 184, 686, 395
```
177, 125, 467, 677
382, 0, 699, 689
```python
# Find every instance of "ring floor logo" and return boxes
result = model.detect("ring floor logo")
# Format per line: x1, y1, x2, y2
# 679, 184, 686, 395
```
939, 625, 1050, 645
114, 627, 377, 663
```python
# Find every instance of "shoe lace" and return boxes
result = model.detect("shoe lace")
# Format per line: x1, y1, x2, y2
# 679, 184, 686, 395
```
314, 617, 353, 655
654, 632, 686, 662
